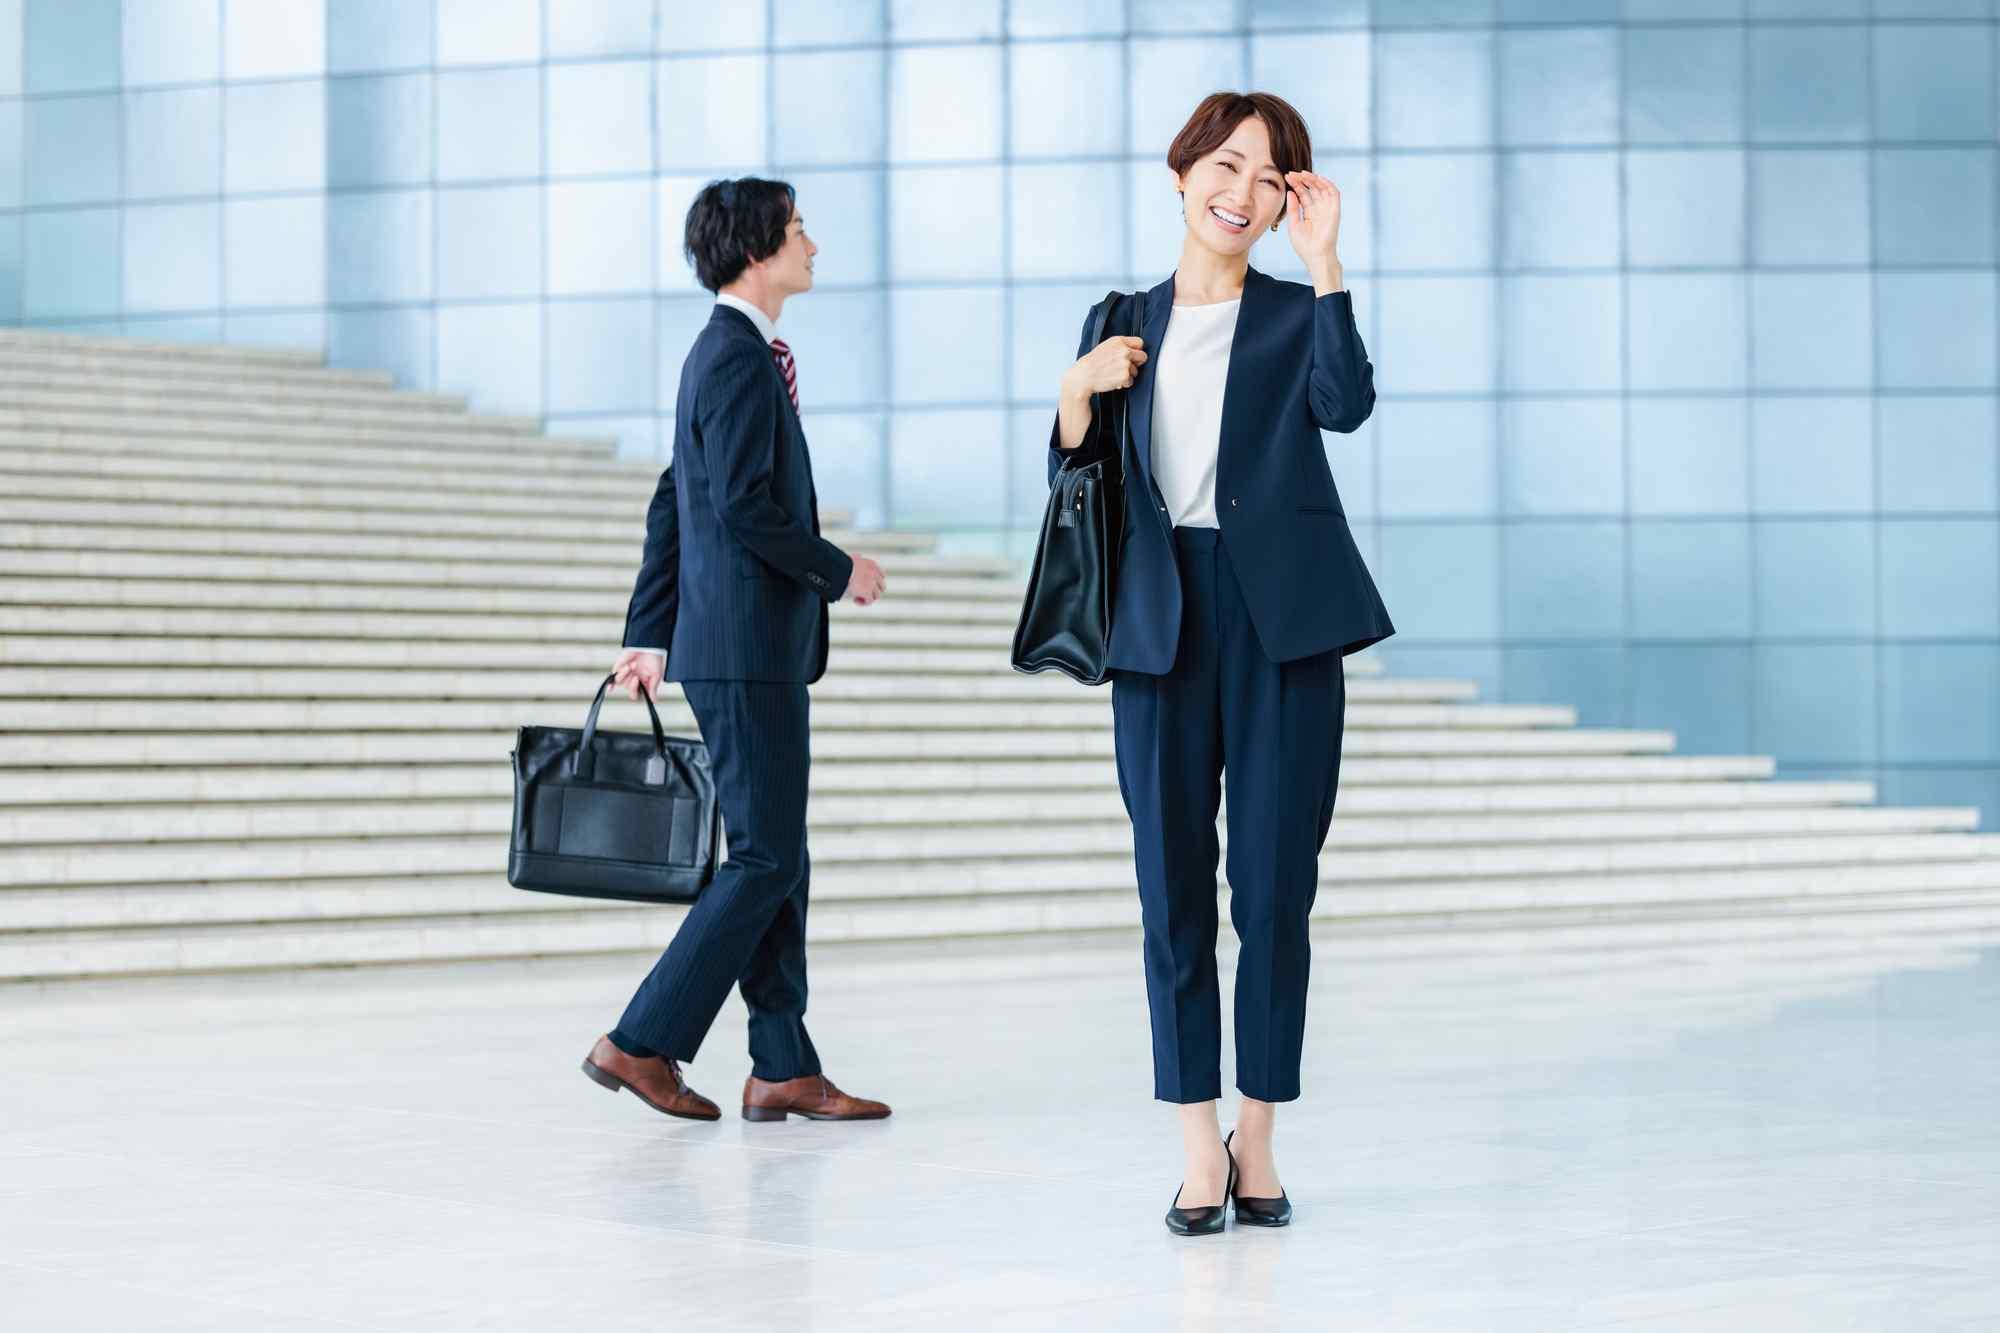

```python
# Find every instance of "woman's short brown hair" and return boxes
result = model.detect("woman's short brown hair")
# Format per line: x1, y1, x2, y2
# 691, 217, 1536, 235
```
1167, 91, 1313, 222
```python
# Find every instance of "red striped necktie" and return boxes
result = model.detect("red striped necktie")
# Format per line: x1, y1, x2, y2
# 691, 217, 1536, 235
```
769, 337, 799, 414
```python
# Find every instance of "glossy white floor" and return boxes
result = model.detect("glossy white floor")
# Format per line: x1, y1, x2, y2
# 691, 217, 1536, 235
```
4, 912, 1999, 1332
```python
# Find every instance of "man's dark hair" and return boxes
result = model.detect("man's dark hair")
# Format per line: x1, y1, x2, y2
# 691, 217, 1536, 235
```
682, 177, 797, 292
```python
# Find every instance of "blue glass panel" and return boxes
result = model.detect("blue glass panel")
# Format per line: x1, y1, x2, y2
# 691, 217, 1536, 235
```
1627, 272, 1747, 391
1378, 31, 1493, 148
547, 298, 655, 414
436, 184, 541, 299
1130, 0, 1230, 30
888, 166, 1002, 282
436, 68, 540, 182
1628, 398, 1749, 516
804, 411, 887, 529
435, 0, 539, 65
1881, 644, 2000, 763
1502, 0, 1618, 15
1630, 519, 1752, 639
26, 95, 118, 206
1499, 28, 1618, 146
1502, 643, 1626, 729
654, 174, 709, 293
1500, 399, 1622, 515
1010, 40, 1122, 158
23, 206, 119, 316
1877, 767, 2000, 835
1500, 150, 1616, 269
1754, 520, 1876, 637
1872, 0, 1991, 14
122, 200, 219, 312
658, 3, 766, 51
1377, 400, 1495, 517
1626, 149, 1745, 267
328, 74, 432, 188
1129, 38, 1244, 156
1128, 157, 1189, 281
1010, 282, 1111, 401
1877, 271, 1998, 391
1500, 275, 1621, 392
1873, 23, 1994, 140
224, 310, 325, 349
1752, 644, 1876, 765
0, 214, 18, 318
764, 169, 880, 289
1378, 521, 1503, 640
1623, 24, 1744, 145
0, 0, 19, 96
890, 45, 1001, 163
1325, 418, 1377, 521
890, 409, 1006, 527
327, 190, 432, 304
1385, 0, 1496, 17
1503, 520, 1625, 637
1382, 153, 1497, 270
224, 197, 325, 307
1751, 395, 1872, 513
328, 0, 433, 72
1749, 273, 1872, 389
1749, 26, 1868, 143
121, 313, 221, 343
436, 301, 542, 416
328, 306, 434, 390
775, 287, 886, 409
1876, 148, 1995, 266
1008, 0, 1126, 36
658, 54, 767, 171
548, 179, 653, 295
1376, 276, 1494, 394
25, 0, 118, 93
774, 50, 884, 166
1383, 645, 1499, 701
124, 86, 221, 199
1629, 643, 1751, 755
222, 0, 322, 77
892, 286, 1004, 405
0, 104, 18, 212
773, 0, 884, 45
547, 59, 652, 176
1750, 0, 1863, 13
1750, 149, 1869, 265
1880, 518, 2000, 638
122, 0, 219, 86
548, 0, 657, 57
1249, 31, 1371, 151
657, 294, 718, 408
1010, 408, 1061, 530
1879, 396, 1998, 514
1010, 163, 1122, 280
224, 80, 326, 192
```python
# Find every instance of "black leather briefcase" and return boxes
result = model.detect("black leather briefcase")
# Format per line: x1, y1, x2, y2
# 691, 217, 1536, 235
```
508, 672, 720, 904
1011, 289, 1134, 686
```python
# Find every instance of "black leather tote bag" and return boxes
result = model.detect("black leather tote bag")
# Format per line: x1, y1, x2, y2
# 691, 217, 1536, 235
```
508, 671, 720, 904
1011, 289, 1134, 686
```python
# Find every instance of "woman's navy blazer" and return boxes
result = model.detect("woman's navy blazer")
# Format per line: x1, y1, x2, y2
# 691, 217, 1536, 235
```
1046, 264, 1396, 671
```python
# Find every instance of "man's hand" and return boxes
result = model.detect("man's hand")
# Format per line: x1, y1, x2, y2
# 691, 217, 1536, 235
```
844, 556, 887, 606
612, 648, 664, 702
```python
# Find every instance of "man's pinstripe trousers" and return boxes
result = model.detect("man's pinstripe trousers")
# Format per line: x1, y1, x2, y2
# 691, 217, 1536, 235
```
614, 679, 820, 1082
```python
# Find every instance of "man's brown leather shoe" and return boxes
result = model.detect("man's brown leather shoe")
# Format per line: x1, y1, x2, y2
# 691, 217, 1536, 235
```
580, 1035, 720, 1121
742, 1073, 891, 1122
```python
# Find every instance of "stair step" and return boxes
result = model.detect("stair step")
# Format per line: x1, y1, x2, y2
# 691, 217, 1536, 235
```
9, 863, 2000, 981
0, 797, 1970, 854
0, 328, 331, 368
2, 407, 600, 455
4, 388, 550, 437
0, 423, 617, 468
0, 366, 467, 414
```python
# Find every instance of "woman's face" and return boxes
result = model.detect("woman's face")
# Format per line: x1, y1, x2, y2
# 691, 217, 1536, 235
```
1175, 115, 1288, 255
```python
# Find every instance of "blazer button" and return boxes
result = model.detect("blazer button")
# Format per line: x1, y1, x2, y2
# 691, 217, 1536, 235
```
1231, 498, 1239, 507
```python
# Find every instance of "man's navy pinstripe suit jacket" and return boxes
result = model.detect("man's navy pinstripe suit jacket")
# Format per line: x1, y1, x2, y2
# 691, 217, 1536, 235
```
621, 304, 854, 684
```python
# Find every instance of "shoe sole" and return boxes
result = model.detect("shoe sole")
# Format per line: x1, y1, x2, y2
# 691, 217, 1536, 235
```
580, 1057, 720, 1122
741, 1105, 891, 1122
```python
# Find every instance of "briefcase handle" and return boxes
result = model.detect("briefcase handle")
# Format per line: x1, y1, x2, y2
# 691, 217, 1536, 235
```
574, 670, 669, 782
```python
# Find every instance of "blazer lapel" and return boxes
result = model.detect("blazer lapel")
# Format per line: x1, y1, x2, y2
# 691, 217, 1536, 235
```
1129, 273, 1176, 485
1215, 265, 1263, 465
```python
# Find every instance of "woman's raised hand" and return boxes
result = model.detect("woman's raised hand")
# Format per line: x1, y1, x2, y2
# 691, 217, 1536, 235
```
1062, 335, 1148, 400
1283, 170, 1343, 271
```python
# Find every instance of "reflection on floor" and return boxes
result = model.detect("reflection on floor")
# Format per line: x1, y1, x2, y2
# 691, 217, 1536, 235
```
4, 910, 1999, 1331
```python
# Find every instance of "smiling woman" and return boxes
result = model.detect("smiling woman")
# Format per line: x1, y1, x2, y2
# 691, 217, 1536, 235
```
1168, 91, 1315, 240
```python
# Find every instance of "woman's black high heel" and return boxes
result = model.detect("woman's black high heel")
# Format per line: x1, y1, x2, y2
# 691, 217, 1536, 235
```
1224, 1129, 1293, 1227
1164, 1143, 1239, 1236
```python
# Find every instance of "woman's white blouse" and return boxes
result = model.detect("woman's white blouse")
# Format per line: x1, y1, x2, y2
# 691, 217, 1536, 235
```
1149, 297, 1240, 530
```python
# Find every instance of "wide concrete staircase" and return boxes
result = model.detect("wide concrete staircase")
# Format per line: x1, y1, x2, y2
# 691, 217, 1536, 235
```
5, 328, 2000, 983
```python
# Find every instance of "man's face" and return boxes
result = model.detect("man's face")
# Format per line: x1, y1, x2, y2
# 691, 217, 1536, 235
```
768, 203, 817, 295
